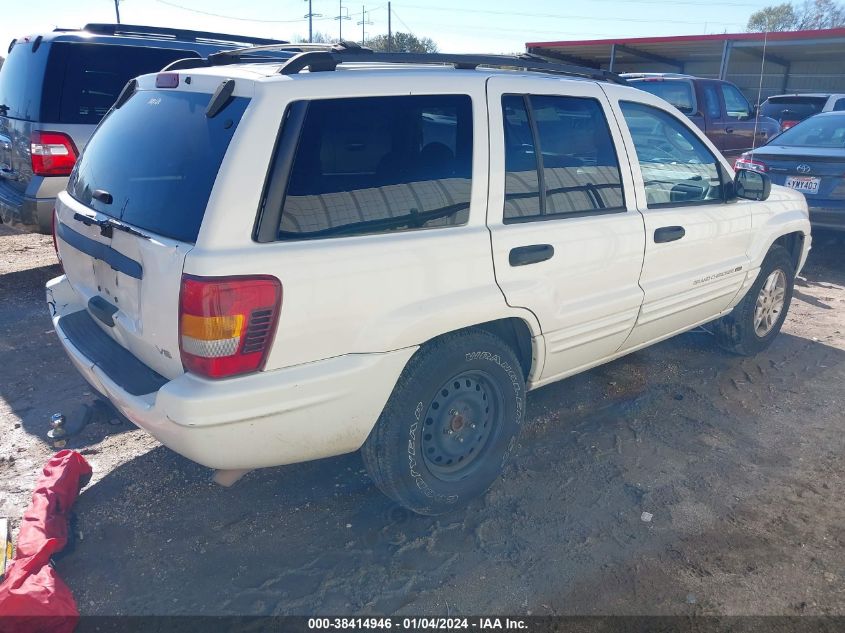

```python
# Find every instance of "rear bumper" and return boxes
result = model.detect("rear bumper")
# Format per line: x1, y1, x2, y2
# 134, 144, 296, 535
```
47, 274, 415, 470
0, 178, 55, 234
807, 200, 845, 231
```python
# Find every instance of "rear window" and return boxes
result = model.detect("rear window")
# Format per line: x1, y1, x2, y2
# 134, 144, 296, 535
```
760, 96, 828, 121
0, 40, 46, 121
43, 43, 200, 124
68, 89, 249, 243
770, 114, 845, 148
631, 80, 696, 114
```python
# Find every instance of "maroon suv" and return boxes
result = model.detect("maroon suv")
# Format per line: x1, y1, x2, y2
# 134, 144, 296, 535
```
625, 73, 781, 160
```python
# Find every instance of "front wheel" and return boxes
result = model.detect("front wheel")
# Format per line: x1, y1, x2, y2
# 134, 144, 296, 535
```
714, 245, 795, 356
362, 329, 526, 515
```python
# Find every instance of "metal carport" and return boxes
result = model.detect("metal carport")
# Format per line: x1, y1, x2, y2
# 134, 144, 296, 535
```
526, 28, 845, 104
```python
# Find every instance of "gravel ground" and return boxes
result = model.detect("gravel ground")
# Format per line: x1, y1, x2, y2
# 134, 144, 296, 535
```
0, 223, 843, 616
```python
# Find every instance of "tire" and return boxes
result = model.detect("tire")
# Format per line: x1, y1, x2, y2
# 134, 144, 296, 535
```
714, 245, 794, 356
362, 329, 526, 515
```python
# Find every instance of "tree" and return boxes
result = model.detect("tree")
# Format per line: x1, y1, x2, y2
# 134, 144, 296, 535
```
365, 32, 438, 53
747, 0, 845, 31
291, 31, 336, 44
747, 3, 798, 31
795, 0, 845, 28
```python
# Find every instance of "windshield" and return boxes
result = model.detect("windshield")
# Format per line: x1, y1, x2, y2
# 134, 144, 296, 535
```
771, 114, 845, 148
68, 89, 249, 242
631, 80, 696, 114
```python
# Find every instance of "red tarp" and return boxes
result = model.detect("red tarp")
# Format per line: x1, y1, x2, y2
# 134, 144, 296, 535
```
0, 450, 92, 633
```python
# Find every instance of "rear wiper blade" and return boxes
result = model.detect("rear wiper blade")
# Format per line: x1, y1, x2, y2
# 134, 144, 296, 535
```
106, 219, 151, 240
71, 212, 151, 240
72, 211, 108, 228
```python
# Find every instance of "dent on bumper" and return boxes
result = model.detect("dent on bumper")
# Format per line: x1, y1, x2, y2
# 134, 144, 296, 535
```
47, 275, 416, 470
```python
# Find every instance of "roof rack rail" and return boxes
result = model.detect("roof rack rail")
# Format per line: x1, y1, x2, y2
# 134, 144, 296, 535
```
80, 23, 288, 46
163, 41, 365, 71
186, 43, 625, 84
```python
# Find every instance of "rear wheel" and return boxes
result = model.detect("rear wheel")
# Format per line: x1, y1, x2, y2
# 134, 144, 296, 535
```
714, 245, 794, 356
362, 329, 526, 515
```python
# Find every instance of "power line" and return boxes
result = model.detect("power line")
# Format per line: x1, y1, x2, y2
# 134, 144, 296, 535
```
390, 7, 413, 33
154, 0, 382, 26
154, 0, 318, 23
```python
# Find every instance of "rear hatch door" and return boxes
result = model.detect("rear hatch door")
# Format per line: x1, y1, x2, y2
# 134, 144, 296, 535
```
55, 77, 251, 380
0, 38, 45, 215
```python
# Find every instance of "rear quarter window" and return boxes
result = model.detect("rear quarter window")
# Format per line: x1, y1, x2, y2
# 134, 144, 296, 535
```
68, 89, 249, 243
0, 40, 47, 120
265, 94, 474, 240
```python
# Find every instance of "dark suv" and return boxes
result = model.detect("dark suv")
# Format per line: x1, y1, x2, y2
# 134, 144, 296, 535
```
759, 93, 845, 130
624, 73, 781, 160
0, 23, 286, 233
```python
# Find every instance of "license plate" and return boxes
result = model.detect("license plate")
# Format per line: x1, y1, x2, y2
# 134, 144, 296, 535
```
785, 176, 821, 194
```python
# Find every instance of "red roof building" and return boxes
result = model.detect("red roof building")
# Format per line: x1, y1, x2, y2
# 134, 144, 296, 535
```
526, 29, 845, 103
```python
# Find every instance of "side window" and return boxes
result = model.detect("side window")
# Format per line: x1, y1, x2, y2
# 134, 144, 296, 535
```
502, 94, 624, 222
620, 101, 723, 208
834, 98, 845, 112
722, 84, 751, 120
276, 95, 472, 239
502, 95, 541, 219
702, 83, 722, 119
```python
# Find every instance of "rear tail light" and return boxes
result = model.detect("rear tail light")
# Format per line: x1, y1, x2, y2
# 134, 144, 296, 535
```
735, 156, 769, 173
179, 275, 282, 379
781, 120, 798, 130
31, 131, 78, 176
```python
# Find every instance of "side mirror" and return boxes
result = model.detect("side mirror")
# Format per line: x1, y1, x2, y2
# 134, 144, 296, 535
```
735, 168, 771, 201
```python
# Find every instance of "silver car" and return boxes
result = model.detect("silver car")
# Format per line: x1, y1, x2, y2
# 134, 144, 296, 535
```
0, 23, 285, 233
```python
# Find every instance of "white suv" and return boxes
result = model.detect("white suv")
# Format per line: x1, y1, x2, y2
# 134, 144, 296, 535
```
47, 46, 811, 515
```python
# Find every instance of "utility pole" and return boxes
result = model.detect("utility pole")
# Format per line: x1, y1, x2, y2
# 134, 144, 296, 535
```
388, 1, 392, 52
114, 0, 121, 23
335, 1, 350, 41
357, 5, 372, 46
304, 0, 322, 43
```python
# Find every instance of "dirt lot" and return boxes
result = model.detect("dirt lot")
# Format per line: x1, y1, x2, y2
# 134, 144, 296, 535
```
1, 223, 843, 617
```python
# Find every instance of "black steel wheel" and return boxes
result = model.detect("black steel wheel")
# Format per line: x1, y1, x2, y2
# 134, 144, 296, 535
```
362, 329, 526, 515
421, 370, 504, 481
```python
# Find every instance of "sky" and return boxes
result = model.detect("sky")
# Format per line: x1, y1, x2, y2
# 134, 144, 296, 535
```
2, 0, 779, 57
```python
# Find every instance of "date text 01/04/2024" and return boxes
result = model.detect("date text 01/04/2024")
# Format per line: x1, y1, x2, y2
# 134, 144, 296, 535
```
307, 618, 529, 630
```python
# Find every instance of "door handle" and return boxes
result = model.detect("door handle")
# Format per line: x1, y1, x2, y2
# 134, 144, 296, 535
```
726, 127, 735, 134
654, 226, 685, 243
509, 244, 554, 266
